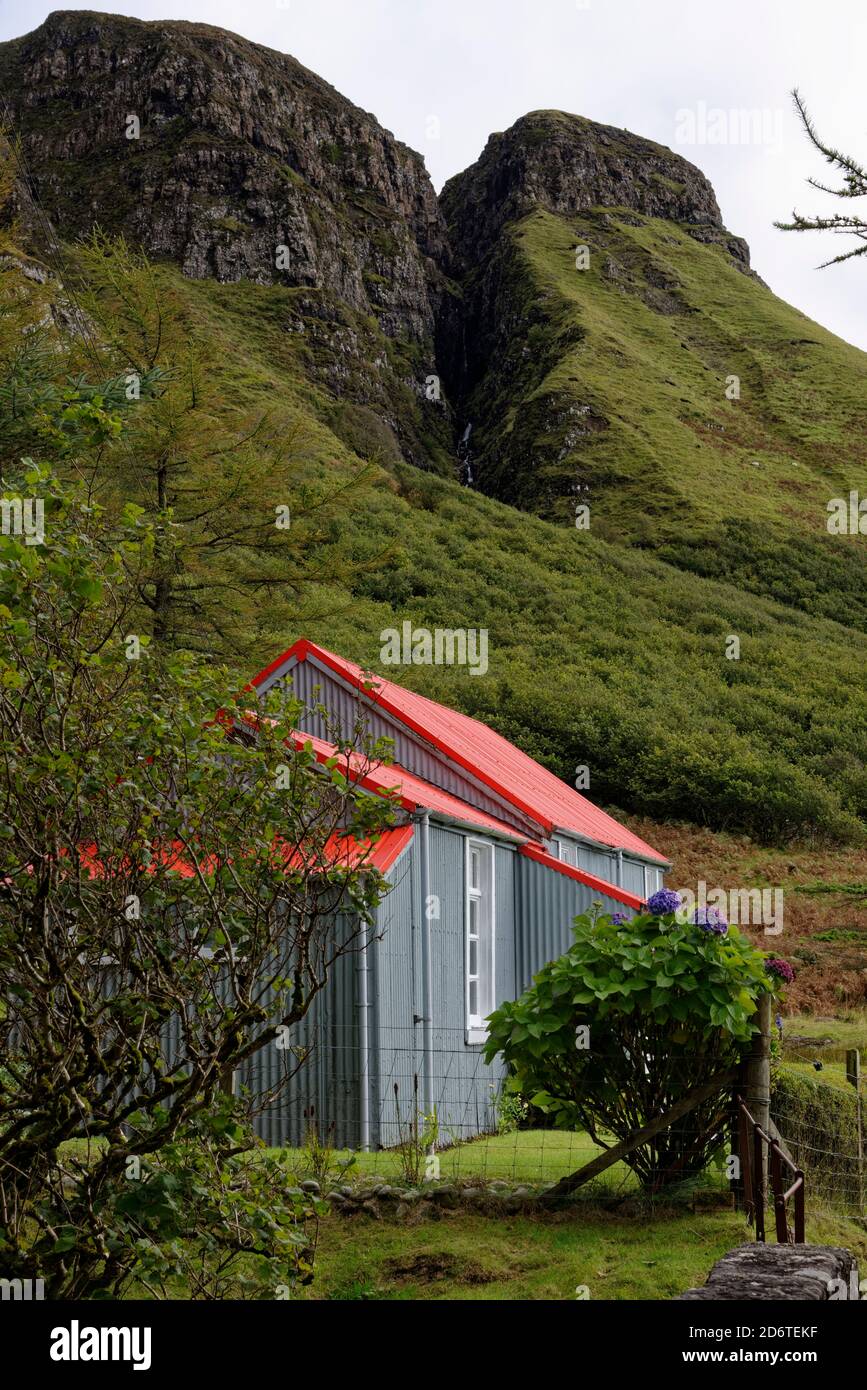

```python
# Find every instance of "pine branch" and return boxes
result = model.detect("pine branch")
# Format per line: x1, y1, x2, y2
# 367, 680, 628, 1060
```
790, 88, 867, 196
776, 89, 867, 267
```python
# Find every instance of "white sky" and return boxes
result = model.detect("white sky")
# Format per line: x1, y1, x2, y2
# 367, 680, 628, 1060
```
2, 0, 867, 348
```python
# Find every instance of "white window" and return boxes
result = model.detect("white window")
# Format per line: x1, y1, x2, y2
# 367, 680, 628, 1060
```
557, 839, 578, 867
644, 865, 662, 898
466, 840, 495, 1043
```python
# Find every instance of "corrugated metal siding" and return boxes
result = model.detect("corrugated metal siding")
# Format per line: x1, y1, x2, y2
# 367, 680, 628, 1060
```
374, 825, 510, 1145
370, 843, 419, 1148
546, 837, 655, 899
268, 658, 537, 834
495, 845, 517, 1006
621, 858, 646, 897
515, 854, 635, 987
577, 844, 619, 881
238, 915, 361, 1149
150, 831, 636, 1152
426, 825, 502, 1143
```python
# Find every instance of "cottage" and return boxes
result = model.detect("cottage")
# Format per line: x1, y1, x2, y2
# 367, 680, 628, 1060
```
242, 639, 670, 1150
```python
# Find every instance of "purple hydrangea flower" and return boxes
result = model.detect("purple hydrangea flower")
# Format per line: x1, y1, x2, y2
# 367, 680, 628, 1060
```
611, 912, 629, 925
646, 888, 682, 917
765, 958, 795, 985
775, 1014, 784, 1037
693, 907, 729, 936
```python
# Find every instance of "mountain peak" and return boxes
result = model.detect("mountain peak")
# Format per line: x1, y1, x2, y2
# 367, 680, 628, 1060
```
441, 109, 750, 273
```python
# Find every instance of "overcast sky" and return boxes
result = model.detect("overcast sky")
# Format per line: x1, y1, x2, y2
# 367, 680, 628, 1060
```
3, 0, 867, 348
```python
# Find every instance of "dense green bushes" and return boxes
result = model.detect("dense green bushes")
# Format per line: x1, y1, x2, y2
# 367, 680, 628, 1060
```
486, 905, 771, 1189
338, 474, 867, 843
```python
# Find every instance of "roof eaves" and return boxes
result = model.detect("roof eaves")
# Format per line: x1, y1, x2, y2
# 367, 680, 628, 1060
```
551, 825, 670, 869
520, 843, 644, 910
416, 807, 524, 845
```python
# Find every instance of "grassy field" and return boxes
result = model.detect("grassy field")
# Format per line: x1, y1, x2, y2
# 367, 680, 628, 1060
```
307, 1202, 745, 1301
67, 1107, 867, 1299
783, 1011, 867, 1052
272, 1129, 634, 1190
304, 1195, 867, 1301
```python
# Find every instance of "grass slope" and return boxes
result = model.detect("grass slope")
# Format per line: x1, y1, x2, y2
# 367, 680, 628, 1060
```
461, 206, 867, 629
128, 263, 867, 843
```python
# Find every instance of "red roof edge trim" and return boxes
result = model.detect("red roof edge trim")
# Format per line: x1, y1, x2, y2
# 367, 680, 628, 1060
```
519, 843, 644, 910
248, 637, 314, 692
258, 642, 556, 835
373, 824, 414, 872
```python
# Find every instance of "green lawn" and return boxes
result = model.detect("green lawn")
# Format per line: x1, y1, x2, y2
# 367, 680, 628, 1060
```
784, 1060, 855, 1092
783, 1011, 867, 1072
270, 1129, 639, 1191
784, 1010, 867, 1050
307, 1205, 744, 1301
65, 1120, 867, 1300
304, 1196, 867, 1301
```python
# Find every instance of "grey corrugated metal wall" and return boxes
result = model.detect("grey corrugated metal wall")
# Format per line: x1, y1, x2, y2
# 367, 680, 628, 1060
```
576, 843, 619, 881
515, 853, 634, 987
621, 858, 646, 897
264, 657, 538, 833
166, 833, 640, 1150
549, 835, 657, 897
237, 915, 362, 1149
369, 842, 418, 1148
427, 826, 509, 1144
371, 825, 513, 1147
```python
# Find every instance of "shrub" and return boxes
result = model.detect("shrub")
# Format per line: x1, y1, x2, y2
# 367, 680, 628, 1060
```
485, 905, 772, 1189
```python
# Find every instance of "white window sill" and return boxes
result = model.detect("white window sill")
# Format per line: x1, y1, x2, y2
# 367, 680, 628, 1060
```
466, 1027, 489, 1046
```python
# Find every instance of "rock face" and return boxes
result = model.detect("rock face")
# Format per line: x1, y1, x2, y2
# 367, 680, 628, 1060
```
0, 9, 455, 468
440, 110, 751, 273
678, 1243, 859, 1301
436, 111, 757, 516
0, 13, 758, 493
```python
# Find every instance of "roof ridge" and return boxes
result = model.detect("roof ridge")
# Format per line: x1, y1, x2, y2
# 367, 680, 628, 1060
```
250, 638, 668, 866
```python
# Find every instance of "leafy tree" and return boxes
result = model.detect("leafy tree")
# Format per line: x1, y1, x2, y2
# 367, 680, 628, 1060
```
485, 905, 773, 1190
69, 232, 376, 656
775, 89, 867, 267
0, 455, 398, 1297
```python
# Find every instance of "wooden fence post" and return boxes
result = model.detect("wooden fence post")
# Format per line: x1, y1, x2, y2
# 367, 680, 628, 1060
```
745, 993, 772, 1216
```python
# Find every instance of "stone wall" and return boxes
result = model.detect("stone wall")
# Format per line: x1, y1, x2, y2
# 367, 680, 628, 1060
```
679, 1243, 860, 1300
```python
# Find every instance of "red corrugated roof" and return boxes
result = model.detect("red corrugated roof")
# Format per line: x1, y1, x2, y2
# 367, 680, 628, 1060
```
251, 639, 667, 866
287, 729, 525, 842
77, 828, 412, 879
278, 825, 414, 874
367, 824, 414, 872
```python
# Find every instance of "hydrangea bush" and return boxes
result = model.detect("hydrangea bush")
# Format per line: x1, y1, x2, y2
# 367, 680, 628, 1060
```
485, 902, 775, 1189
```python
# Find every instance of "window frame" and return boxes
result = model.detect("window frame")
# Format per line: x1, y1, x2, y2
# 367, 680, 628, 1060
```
465, 838, 496, 1045
643, 864, 662, 899
556, 838, 578, 868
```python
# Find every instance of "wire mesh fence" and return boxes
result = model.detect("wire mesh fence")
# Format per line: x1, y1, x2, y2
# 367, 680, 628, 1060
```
239, 1027, 737, 1198
233, 1025, 867, 1223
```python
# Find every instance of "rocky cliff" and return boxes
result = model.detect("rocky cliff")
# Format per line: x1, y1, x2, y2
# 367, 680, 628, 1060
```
440, 110, 752, 273
0, 12, 773, 519
0, 9, 455, 469
437, 110, 762, 513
